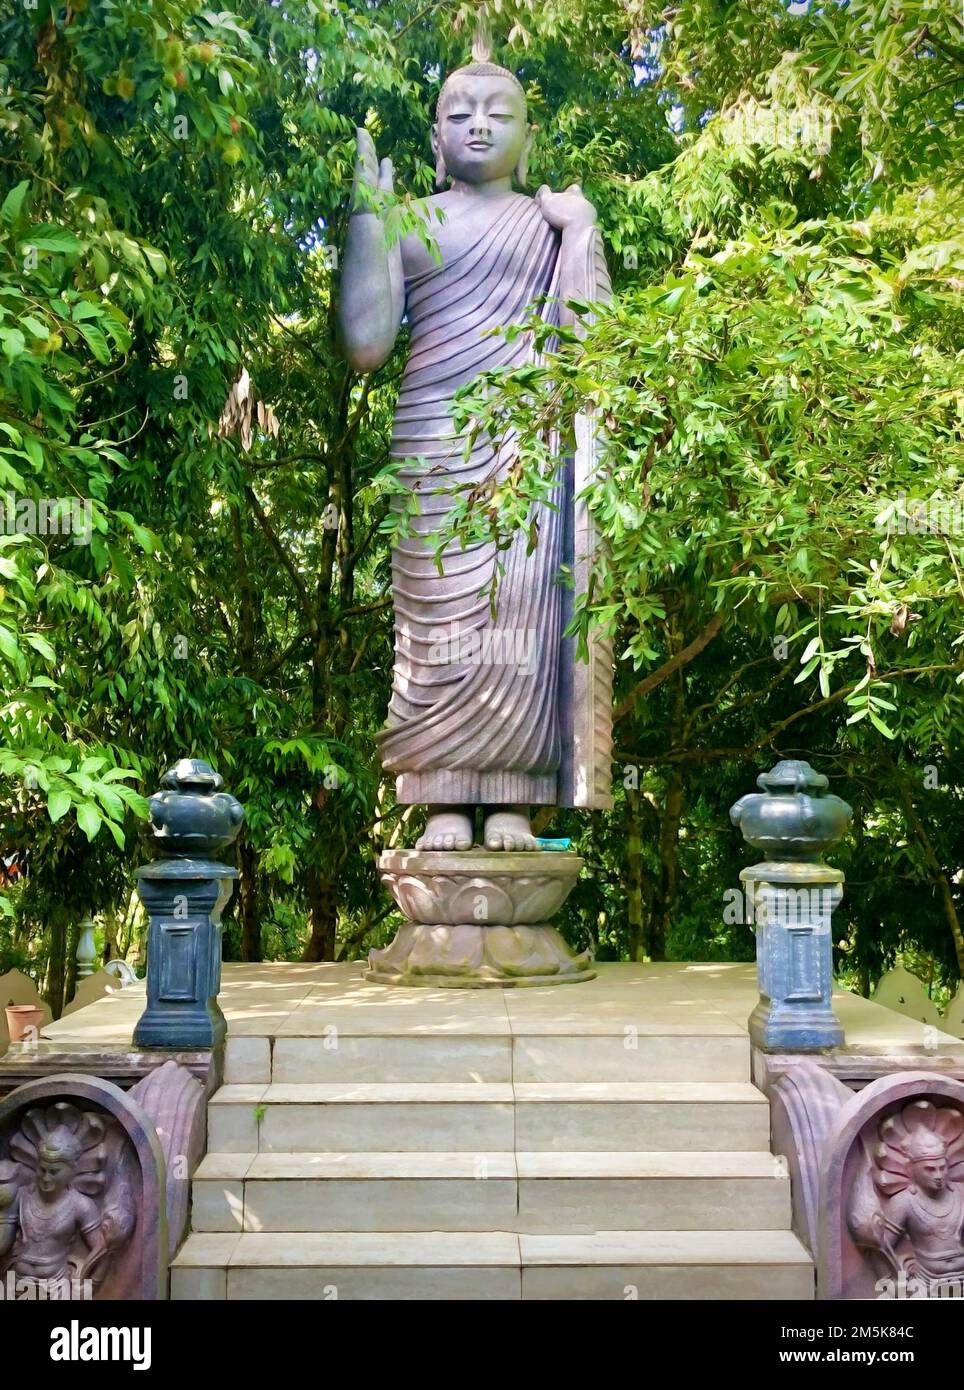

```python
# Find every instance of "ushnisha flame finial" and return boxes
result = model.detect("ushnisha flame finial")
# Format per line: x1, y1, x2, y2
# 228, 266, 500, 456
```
437, 10, 527, 119
471, 9, 492, 63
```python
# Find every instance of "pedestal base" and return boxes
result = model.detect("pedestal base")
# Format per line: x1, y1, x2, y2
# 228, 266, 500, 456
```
370, 850, 594, 988
133, 859, 235, 1050
748, 998, 845, 1052
365, 922, 595, 988
742, 860, 846, 1053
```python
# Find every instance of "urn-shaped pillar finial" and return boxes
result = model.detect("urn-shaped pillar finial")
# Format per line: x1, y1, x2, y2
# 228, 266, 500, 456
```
146, 757, 244, 862
730, 758, 852, 862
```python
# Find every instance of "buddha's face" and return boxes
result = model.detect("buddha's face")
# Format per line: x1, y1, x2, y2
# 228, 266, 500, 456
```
433, 74, 528, 185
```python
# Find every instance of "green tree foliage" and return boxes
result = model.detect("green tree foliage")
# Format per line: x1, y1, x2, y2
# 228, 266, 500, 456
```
0, 0, 960, 1008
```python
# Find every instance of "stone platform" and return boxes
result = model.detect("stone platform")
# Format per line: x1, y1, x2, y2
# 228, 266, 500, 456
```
38, 962, 964, 1301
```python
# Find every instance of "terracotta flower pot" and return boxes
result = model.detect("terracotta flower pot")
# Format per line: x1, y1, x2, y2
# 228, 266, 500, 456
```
5, 1004, 45, 1043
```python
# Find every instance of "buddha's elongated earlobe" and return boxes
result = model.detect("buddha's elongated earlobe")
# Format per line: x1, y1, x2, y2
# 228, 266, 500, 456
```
515, 129, 533, 188
431, 123, 447, 189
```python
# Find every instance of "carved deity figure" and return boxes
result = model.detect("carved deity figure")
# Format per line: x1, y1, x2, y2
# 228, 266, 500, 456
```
849, 1098, 964, 1294
0, 1101, 134, 1291
339, 51, 613, 853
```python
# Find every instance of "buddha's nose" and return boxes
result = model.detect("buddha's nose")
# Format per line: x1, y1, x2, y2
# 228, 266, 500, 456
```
471, 118, 491, 138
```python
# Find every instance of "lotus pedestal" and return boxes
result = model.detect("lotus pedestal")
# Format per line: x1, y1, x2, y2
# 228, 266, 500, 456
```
367, 850, 594, 988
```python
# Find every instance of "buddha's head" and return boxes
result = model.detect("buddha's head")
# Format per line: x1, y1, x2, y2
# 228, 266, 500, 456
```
904, 1129, 949, 1196
432, 63, 530, 189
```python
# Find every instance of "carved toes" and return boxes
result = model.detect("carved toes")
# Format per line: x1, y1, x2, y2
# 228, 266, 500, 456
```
484, 831, 539, 852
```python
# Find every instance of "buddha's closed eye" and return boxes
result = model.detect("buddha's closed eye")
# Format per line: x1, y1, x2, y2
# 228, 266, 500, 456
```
447, 112, 516, 122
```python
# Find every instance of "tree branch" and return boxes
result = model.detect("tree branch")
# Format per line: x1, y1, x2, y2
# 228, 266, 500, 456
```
244, 484, 316, 628
618, 665, 961, 765
614, 611, 724, 721
338, 596, 391, 622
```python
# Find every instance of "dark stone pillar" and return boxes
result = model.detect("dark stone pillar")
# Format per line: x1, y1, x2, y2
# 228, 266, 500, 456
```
133, 760, 244, 1050
730, 759, 851, 1052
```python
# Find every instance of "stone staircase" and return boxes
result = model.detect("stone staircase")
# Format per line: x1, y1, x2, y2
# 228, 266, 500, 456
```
172, 1014, 814, 1300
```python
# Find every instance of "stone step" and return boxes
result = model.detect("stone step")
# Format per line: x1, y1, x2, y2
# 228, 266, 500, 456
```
225, 1032, 752, 1087
170, 1228, 813, 1301
520, 1230, 814, 1300
191, 1149, 791, 1234
192, 1151, 517, 1233
516, 1150, 790, 1232
206, 1082, 771, 1153
513, 1082, 771, 1151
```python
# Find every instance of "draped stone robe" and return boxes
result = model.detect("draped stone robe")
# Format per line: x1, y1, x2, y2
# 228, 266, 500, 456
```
378, 192, 612, 810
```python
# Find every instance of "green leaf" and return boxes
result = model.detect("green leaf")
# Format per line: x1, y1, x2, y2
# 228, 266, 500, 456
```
47, 789, 71, 823
20, 226, 81, 255
104, 818, 126, 849
868, 711, 896, 738
24, 633, 55, 662
0, 624, 20, 664
76, 322, 112, 364
1, 180, 30, 226
113, 787, 150, 818
0, 328, 25, 361
76, 802, 102, 841
141, 244, 166, 277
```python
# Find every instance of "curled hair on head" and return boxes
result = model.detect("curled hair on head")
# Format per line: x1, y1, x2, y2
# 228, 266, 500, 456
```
436, 62, 527, 121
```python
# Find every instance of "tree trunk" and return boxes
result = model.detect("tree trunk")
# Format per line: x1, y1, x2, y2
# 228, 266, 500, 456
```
64, 920, 78, 1007
101, 911, 116, 965
651, 768, 684, 961
625, 785, 651, 961
302, 863, 338, 961
132, 901, 148, 973
45, 904, 70, 1018
238, 834, 263, 963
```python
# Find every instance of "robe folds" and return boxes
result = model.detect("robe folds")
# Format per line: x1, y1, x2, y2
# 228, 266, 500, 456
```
378, 192, 613, 809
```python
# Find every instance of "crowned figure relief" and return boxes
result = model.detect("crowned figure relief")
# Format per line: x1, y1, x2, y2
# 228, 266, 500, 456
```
0, 1100, 135, 1295
848, 1097, 964, 1295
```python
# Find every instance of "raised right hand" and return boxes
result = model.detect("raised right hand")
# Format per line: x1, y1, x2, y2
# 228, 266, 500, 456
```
352, 128, 394, 213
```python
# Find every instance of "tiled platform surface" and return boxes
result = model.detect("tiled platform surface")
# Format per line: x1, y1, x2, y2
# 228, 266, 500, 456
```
42, 959, 963, 1055
40, 962, 964, 1301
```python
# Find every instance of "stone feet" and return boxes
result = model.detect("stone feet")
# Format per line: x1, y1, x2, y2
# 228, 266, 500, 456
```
484, 808, 538, 852
416, 808, 473, 852
414, 806, 540, 852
